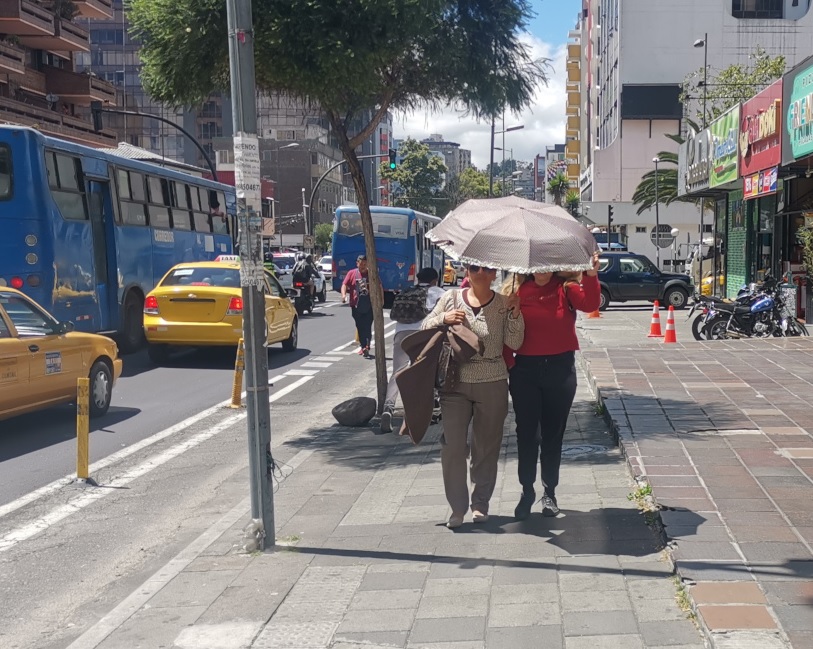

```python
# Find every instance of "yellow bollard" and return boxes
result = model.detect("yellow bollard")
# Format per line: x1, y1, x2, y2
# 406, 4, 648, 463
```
76, 377, 89, 481
230, 338, 245, 408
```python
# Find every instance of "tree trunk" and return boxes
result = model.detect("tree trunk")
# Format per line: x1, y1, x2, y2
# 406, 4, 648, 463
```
332, 119, 388, 414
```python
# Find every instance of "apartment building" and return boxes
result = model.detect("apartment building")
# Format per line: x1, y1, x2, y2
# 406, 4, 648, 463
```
573, 0, 813, 266
421, 134, 472, 179
0, 0, 118, 146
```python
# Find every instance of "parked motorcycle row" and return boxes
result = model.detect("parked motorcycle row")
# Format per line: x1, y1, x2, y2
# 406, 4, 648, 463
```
687, 275, 810, 341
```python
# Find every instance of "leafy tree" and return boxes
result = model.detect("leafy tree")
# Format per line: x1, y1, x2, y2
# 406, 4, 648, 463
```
437, 167, 491, 216
681, 47, 785, 125
379, 138, 447, 214
129, 0, 548, 412
547, 171, 570, 207
314, 222, 333, 252
565, 189, 580, 215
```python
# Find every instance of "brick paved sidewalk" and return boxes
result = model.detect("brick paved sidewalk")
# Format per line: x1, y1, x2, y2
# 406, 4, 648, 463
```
579, 329, 813, 649
73, 367, 703, 649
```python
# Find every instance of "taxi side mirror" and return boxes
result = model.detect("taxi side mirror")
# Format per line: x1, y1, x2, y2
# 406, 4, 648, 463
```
286, 289, 297, 299
55, 321, 75, 335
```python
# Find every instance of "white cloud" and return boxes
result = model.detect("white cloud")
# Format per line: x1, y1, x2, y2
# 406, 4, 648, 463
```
392, 34, 567, 169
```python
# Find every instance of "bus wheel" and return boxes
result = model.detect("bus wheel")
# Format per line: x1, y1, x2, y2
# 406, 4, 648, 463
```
119, 292, 145, 354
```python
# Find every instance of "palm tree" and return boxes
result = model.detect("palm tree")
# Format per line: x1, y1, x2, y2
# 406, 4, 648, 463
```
632, 151, 680, 215
565, 189, 580, 216
547, 171, 570, 206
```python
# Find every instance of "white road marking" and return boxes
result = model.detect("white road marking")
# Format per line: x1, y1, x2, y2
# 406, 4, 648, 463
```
300, 362, 333, 369
63, 445, 315, 649
268, 374, 286, 385
0, 375, 314, 554
284, 369, 320, 376
311, 356, 343, 363
332, 341, 356, 352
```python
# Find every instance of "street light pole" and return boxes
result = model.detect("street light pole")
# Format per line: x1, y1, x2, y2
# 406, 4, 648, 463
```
489, 116, 496, 197
654, 156, 661, 269
226, 0, 274, 550
694, 33, 709, 292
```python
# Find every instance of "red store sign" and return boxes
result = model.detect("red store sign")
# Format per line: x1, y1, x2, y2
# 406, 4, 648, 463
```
739, 79, 782, 177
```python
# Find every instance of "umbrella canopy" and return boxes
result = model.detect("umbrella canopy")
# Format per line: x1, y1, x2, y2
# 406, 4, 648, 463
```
426, 196, 599, 274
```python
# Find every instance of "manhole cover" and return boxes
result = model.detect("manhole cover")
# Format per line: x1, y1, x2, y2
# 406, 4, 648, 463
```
561, 444, 606, 458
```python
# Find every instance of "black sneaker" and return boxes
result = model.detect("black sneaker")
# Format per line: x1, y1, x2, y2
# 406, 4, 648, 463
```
541, 494, 560, 517
380, 410, 393, 434
514, 492, 535, 520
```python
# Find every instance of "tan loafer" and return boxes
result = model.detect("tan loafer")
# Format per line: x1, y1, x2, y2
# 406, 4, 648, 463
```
472, 510, 489, 523
446, 514, 465, 529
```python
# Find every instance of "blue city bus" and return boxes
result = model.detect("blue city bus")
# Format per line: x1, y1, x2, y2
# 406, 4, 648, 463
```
0, 126, 236, 352
331, 205, 445, 302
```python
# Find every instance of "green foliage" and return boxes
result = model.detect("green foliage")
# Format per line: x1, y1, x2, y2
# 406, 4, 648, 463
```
797, 226, 813, 279
50, 0, 80, 20
681, 47, 785, 125
547, 171, 569, 206
437, 167, 491, 216
314, 222, 333, 252
565, 189, 580, 213
379, 138, 446, 214
632, 152, 680, 215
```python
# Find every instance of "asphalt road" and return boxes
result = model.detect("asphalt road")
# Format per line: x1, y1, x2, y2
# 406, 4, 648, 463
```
0, 292, 354, 508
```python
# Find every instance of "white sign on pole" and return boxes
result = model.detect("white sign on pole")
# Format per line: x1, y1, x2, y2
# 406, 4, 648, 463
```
234, 132, 264, 286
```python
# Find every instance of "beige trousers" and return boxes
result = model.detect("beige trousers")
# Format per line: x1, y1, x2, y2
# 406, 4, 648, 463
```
440, 380, 509, 515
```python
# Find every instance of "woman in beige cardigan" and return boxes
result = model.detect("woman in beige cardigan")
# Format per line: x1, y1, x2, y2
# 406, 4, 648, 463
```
422, 263, 524, 528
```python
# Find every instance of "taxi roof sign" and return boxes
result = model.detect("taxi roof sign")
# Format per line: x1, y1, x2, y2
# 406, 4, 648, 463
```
214, 255, 240, 262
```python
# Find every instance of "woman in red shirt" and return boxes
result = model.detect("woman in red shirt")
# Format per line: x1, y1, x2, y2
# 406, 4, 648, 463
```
508, 253, 601, 520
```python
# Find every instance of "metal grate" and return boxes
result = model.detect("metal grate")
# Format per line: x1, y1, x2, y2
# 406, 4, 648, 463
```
780, 284, 797, 319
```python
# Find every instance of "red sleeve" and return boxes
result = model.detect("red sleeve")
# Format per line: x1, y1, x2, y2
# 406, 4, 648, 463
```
502, 345, 516, 370
565, 274, 601, 312
342, 269, 356, 288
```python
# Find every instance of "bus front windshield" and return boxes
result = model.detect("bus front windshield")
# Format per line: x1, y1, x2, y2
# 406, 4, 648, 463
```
337, 212, 409, 239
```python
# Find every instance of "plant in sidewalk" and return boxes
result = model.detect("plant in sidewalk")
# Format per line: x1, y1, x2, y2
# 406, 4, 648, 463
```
129, 0, 549, 414
673, 575, 698, 624
565, 189, 580, 216
797, 225, 813, 284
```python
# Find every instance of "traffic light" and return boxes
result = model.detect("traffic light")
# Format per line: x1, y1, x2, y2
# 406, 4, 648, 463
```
388, 148, 397, 170
608, 204, 614, 224
90, 101, 103, 133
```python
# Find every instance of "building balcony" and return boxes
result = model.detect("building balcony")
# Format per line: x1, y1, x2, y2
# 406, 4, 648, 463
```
567, 44, 581, 62
19, 17, 89, 52
567, 115, 580, 131
0, 41, 25, 76
2, 68, 47, 96
0, 95, 116, 147
567, 91, 580, 107
0, 0, 53, 37
567, 66, 580, 83
44, 67, 117, 106
74, 0, 114, 19
565, 141, 580, 158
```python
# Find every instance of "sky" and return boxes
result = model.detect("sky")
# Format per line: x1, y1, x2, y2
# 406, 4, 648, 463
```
392, 0, 583, 170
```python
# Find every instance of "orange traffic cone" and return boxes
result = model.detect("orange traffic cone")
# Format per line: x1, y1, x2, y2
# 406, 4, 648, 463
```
587, 310, 601, 319
648, 301, 663, 337
663, 306, 677, 344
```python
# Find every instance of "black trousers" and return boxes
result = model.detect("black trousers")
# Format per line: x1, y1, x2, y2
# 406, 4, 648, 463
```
352, 307, 373, 349
509, 352, 577, 498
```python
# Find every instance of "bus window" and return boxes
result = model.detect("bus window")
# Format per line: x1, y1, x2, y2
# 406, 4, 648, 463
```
147, 176, 171, 229
48, 152, 87, 221
210, 190, 228, 235
171, 182, 191, 230
0, 145, 11, 200
116, 169, 147, 226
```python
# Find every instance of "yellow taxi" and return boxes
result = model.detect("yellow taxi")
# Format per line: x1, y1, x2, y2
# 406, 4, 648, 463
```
701, 273, 725, 296
0, 288, 123, 421
443, 260, 458, 286
143, 259, 298, 364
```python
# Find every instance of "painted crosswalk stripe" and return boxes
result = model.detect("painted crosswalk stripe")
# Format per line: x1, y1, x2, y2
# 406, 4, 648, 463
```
301, 362, 333, 369
284, 369, 320, 376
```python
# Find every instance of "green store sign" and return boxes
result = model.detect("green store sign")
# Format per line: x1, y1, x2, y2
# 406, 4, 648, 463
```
709, 105, 740, 188
785, 61, 813, 162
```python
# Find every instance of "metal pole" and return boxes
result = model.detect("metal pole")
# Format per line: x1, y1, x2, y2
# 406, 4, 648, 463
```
702, 33, 708, 129
226, 0, 274, 550
301, 187, 308, 240
699, 202, 704, 291
489, 116, 495, 197
501, 111, 506, 195
654, 158, 661, 269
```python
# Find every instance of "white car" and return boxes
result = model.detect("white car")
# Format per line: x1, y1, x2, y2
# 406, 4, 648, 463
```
319, 255, 333, 281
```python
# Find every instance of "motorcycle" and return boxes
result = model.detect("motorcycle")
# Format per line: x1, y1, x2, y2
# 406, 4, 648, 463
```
291, 280, 315, 315
703, 276, 808, 339
686, 286, 754, 341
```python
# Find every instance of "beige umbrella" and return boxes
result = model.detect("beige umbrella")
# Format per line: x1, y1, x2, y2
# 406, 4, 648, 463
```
427, 196, 599, 274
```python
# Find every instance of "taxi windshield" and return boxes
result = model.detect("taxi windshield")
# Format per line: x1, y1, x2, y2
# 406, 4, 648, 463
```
160, 267, 241, 288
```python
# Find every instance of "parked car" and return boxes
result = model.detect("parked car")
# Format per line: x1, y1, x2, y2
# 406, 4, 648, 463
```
319, 255, 333, 281
143, 259, 298, 363
0, 287, 123, 420
597, 252, 693, 311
